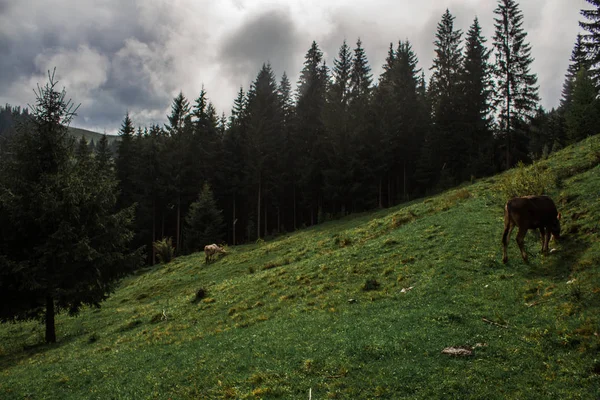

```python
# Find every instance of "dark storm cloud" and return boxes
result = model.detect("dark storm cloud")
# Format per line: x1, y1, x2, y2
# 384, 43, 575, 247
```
219, 8, 305, 86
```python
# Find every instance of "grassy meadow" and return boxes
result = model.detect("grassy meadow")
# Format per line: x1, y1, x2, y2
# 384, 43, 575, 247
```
1, 136, 600, 399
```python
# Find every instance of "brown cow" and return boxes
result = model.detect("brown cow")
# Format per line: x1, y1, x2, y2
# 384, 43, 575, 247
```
502, 195, 561, 263
204, 243, 226, 264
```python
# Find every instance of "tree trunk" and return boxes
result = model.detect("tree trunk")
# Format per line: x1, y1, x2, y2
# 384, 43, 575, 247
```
176, 194, 181, 251
264, 195, 268, 237
232, 196, 236, 246
152, 198, 156, 265
378, 177, 383, 209
45, 295, 56, 343
293, 184, 297, 231
257, 178, 261, 239
403, 160, 407, 201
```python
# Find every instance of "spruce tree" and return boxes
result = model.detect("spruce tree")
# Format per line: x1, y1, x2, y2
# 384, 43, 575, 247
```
561, 34, 589, 110
295, 41, 328, 225
462, 17, 494, 178
428, 9, 464, 187
183, 183, 225, 254
565, 67, 600, 142
323, 40, 354, 215
115, 113, 137, 208
245, 63, 283, 238
580, 0, 600, 88
0, 71, 141, 343
493, 0, 540, 169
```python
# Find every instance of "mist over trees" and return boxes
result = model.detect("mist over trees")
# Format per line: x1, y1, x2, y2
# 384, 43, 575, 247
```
1, 0, 598, 272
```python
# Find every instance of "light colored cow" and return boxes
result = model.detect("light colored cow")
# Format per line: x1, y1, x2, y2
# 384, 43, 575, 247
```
204, 243, 226, 264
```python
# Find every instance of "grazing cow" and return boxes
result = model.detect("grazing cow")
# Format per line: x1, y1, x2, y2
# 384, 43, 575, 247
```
502, 195, 561, 263
204, 243, 226, 264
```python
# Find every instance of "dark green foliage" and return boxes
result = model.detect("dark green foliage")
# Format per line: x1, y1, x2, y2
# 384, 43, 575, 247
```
428, 9, 465, 187
580, 0, 600, 88
561, 34, 589, 109
462, 17, 494, 178
182, 183, 224, 254
295, 41, 329, 225
565, 67, 600, 142
0, 71, 142, 343
493, 0, 540, 169
362, 279, 381, 291
153, 237, 175, 264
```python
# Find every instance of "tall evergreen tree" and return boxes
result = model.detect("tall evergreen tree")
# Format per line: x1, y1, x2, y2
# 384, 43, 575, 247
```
428, 9, 465, 186
245, 63, 283, 238
462, 17, 494, 178
323, 40, 354, 215
493, 0, 540, 169
0, 71, 141, 343
565, 67, 600, 142
183, 183, 224, 254
580, 0, 600, 88
278, 72, 297, 231
561, 34, 590, 110
115, 113, 137, 208
295, 41, 328, 225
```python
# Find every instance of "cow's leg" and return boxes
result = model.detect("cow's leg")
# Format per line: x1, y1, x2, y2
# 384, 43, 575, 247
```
544, 228, 552, 253
516, 228, 528, 262
502, 222, 515, 263
205, 252, 209, 264
539, 227, 546, 252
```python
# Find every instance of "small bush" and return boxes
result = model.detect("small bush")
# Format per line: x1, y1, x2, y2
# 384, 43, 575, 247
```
496, 161, 557, 202
192, 288, 207, 303
87, 333, 99, 343
153, 237, 175, 264
363, 279, 381, 291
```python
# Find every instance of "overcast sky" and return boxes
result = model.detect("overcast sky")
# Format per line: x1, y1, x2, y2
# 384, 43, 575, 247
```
0, 0, 588, 134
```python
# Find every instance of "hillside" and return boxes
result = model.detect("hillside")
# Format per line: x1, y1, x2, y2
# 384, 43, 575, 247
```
68, 126, 119, 145
1, 136, 599, 399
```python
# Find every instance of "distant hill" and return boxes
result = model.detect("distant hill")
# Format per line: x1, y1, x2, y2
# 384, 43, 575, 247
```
68, 126, 120, 145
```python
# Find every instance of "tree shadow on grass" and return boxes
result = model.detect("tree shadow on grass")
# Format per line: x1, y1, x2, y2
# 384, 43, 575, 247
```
0, 326, 80, 372
524, 235, 591, 281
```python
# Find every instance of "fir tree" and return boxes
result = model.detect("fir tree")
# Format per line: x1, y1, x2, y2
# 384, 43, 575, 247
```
0, 71, 141, 343
580, 0, 600, 88
429, 9, 464, 186
493, 0, 540, 169
295, 41, 328, 225
565, 67, 600, 142
115, 113, 137, 208
245, 63, 283, 238
462, 17, 494, 178
183, 183, 225, 254
561, 34, 589, 110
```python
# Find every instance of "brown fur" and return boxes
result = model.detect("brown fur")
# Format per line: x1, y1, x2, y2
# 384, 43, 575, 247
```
204, 244, 226, 264
502, 195, 561, 263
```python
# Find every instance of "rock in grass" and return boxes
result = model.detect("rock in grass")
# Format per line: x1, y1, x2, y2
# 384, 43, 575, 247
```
441, 346, 473, 356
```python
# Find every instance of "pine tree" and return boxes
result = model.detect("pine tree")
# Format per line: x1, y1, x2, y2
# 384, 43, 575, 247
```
183, 183, 225, 254
95, 134, 113, 172
295, 41, 328, 225
428, 9, 465, 187
0, 71, 141, 343
323, 40, 354, 215
565, 67, 600, 142
115, 113, 137, 208
561, 34, 589, 110
580, 0, 600, 88
493, 0, 540, 169
462, 17, 494, 178
245, 63, 283, 238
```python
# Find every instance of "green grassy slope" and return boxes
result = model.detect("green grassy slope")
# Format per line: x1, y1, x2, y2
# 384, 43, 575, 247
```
1, 136, 599, 399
